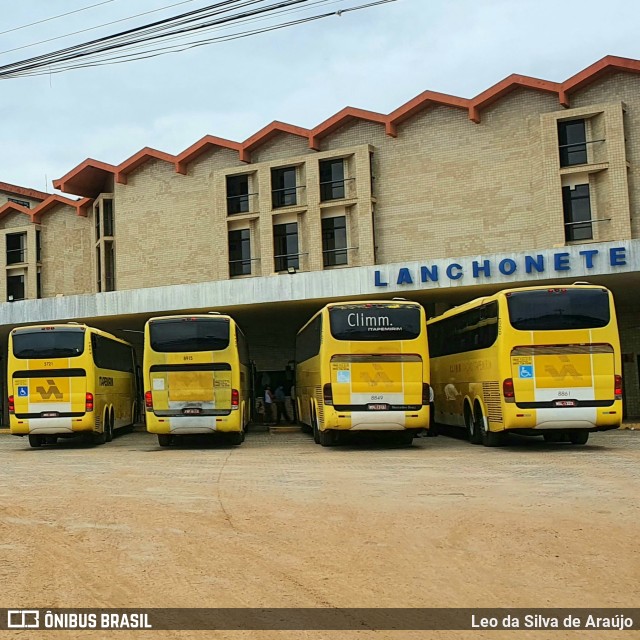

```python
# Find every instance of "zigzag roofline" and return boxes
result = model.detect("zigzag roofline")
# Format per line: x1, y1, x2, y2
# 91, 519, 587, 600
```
53, 55, 640, 198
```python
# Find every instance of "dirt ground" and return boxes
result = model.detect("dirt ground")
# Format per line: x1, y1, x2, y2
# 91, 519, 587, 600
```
0, 427, 638, 640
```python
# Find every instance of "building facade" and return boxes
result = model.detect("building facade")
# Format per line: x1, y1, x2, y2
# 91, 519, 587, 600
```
2, 55, 640, 415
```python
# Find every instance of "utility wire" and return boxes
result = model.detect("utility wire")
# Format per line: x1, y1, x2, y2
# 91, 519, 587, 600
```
0, 0, 397, 79
0, 0, 117, 36
0, 0, 200, 56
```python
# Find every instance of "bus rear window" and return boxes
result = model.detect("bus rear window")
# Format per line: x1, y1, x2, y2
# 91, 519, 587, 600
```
149, 318, 230, 352
12, 330, 85, 359
506, 288, 610, 330
329, 305, 421, 341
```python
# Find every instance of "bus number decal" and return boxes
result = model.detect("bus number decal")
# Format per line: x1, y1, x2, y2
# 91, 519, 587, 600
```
183, 355, 193, 361
44, 361, 54, 367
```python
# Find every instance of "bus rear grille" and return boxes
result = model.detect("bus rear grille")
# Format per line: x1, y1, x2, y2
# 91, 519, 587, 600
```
315, 386, 324, 422
483, 381, 502, 424
95, 415, 102, 431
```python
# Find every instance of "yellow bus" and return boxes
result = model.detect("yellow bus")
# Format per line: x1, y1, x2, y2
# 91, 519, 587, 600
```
295, 300, 430, 446
8, 323, 138, 447
427, 284, 622, 446
143, 313, 250, 446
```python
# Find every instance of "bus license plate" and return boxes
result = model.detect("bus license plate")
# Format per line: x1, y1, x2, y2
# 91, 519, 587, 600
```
183, 408, 202, 415
41, 411, 59, 418
368, 403, 389, 411
555, 400, 576, 407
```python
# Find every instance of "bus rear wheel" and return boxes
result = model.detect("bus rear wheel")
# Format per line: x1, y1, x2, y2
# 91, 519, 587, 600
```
466, 404, 481, 445
569, 431, 589, 445
226, 431, 244, 446
396, 430, 415, 446
319, 428, 336, 447
105, 410, 114, 443
312, 411, 320, 444
28, 434, 43, 448
158, 434, 173, 447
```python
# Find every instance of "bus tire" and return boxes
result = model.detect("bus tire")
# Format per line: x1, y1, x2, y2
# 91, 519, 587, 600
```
466, 403, 481, 445
569, 431, 589, 445
397, 430, 415, 446
543, 432, 564, 443
105, 409, 114, 443
93, 429, 106, 445
226, 431, 244, 446
319, 428, 336, 447
158, 434, 172, 447
28, 434, 43, 448
312, 410, 320, 444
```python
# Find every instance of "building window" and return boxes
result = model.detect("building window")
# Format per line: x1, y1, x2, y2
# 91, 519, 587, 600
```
36, 229, 41, 262
37, 270, 42, 299
271, 167, 297, 208
104, 241, 115, 292
7, 274, 24, 302
227, 175, 250, 215
228, 229, 251, 276
96, 245, 102, 293
319, 159, 345, 201
95, 202, 101, 241
558, 119, 587, 167
273, 222, 299, 272
8, 197, 30, 208
103, 199, 114, 236
322, 216, 348, 267
562, 184, 592, 241
6, 232, 26, 265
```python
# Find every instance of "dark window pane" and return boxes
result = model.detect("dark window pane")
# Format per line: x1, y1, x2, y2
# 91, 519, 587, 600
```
95, 203, 101, 240
36, 229, 41, 262
321, 216, 347, 267
103, 199, 114, 236
37, 271, 42, 299
227, 175, 250, 215
12, 328, 85, 358
272, 167, 297, 208
320, 159, 345, 201
507, 289, 610, 330
558, 119, 587, 167
229, 229, 251, 276
149, 318, 230, 352
96, 246, 102, 293
6, 233, 26, 265
105, 241, 115, 291
562, 184, 592, 241
273, 222, 299, 271
7, 274, 25, 301
92, 334, 134, 372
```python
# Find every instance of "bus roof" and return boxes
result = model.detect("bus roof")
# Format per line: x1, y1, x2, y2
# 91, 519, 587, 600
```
11, 323, 133, 347
427, 283, 611, 325
146, 313, 233, 323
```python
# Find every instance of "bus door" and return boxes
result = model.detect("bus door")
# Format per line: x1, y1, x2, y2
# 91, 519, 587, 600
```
149, 364, 233, 415
330, 354, 423, 409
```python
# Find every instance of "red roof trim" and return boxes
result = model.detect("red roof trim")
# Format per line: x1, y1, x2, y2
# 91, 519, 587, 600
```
175, 135, 243, 174
53, 55, 640, 197
0, 180, 50, 202
0, 194, 89, 224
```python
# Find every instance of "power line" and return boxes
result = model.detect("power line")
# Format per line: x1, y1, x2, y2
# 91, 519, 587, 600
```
0, 0, 117, 37
0, 0, 398, 79
0, 0, 200, 56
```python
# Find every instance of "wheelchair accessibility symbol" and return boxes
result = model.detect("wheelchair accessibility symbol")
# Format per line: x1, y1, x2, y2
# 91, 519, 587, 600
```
519, 365, 534, 379
17, 386, 28, 397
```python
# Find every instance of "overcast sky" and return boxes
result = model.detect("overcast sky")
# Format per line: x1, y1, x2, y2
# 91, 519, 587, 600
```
1, 0, 639, 195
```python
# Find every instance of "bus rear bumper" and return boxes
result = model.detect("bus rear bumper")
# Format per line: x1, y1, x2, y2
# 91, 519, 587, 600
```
146, 415, 242, 434
503, 405, 621, 432
324, 407, 429, 431
10, 416, 95, 435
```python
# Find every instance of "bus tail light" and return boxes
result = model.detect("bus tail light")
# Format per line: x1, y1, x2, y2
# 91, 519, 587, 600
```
614, 375, 623, 400
231, 388, 239, 410
85, 392, 94, 412
8, 395, 14, 414
145, 391, 153, 411
422, 383, 431, 405
503, 378, 515, 402
323, 383, 333, 406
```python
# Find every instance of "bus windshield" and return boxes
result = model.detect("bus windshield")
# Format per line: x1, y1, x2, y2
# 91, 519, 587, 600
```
12, 329, 85, 359
506, 288, 610, 330
329, 304, 422, 341
149, 318, 230, 352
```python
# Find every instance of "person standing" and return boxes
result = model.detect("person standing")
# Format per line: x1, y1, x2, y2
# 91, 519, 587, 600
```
274, 384, 292, 424
264, 386, 275, 425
